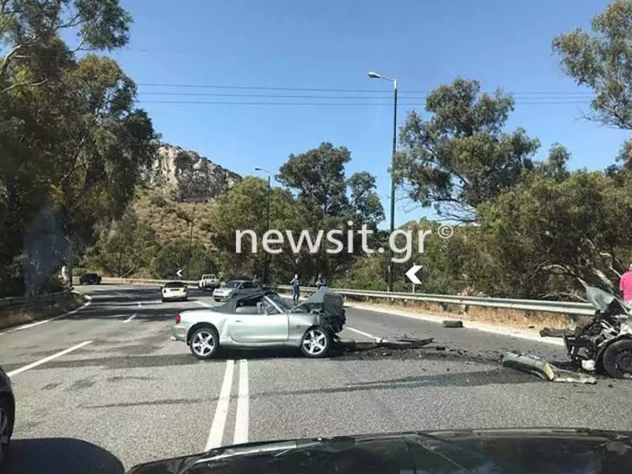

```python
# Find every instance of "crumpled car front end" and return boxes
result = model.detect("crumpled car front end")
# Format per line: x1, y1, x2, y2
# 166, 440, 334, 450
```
295, 287, 346, 335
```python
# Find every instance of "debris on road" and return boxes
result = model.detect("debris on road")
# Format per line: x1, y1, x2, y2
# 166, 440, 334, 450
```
501, 351, 597, 384
337, 337, 434, 352
539, 327, 568, 338
443, 320, 463, 328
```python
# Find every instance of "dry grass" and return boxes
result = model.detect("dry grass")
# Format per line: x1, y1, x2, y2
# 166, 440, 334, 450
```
134, 190, 216, 245
0, 293, 85, 331
348, 297, 572, 330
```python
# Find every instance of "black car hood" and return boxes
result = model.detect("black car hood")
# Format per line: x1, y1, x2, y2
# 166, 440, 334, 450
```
126, 428, 632, 474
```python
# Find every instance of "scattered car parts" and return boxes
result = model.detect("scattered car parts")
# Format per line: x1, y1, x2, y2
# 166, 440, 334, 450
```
443, 320, 463, 328
502, 351, 596, 384
540, 284, 632, 379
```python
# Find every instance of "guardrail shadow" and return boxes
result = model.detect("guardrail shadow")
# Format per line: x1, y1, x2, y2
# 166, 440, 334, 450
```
5, 437, 124, 474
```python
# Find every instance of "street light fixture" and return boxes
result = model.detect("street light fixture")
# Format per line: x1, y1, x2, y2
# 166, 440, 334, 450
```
254, 167, 271, 285
368, 70, 398, 293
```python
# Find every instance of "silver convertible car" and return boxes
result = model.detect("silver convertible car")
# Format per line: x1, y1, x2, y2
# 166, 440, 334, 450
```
171, 288, 346, 358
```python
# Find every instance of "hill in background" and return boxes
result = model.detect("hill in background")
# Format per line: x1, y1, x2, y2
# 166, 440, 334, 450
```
135, 143, 242, 246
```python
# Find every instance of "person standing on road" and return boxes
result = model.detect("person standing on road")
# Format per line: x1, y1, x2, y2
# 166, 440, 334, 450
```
316, 273, 326, 289
290, 274, 300, 304
620, 264, 632, 303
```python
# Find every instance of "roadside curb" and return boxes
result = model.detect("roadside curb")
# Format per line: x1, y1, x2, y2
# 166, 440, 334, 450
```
346, 302, 565, 347
0, 292, 92, 335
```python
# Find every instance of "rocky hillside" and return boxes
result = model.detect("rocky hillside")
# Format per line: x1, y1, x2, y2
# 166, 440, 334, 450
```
135, 144, 241, 244
146, 144, 242, 202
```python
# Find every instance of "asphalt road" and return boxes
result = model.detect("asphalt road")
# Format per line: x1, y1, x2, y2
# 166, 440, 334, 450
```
2, 284, 632, 473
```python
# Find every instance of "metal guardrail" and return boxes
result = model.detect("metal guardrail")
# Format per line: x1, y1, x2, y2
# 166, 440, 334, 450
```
0, 290, 73, 309
99, 277, 597, 316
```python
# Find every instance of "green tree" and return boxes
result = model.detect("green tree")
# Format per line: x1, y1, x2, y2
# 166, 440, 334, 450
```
88, 208, 158, 277
476, 170, 632, 297
208, 177, 303, 282
396, 78, 540, 222
553, 0, 632, 130
277, 143, 384, 279
152, 239, 215, 280
0, 0, 156, 293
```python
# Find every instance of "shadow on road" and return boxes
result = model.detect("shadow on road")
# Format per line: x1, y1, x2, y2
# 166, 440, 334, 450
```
5, 438, 124, 474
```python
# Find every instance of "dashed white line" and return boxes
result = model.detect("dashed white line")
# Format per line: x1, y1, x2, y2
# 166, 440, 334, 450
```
233, 359, 249, 445
123, 313, 137, 323
196, 301, 214, 308
346, 326, 383, 342
137, 302, 142, 308
206, 360, 235, 451
7, 340, 93, 377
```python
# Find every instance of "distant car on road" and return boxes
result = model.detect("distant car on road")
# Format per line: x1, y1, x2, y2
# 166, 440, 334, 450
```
161, 281, 188, 302
212, 279, 262, 302
198, 274, 220, 291
0, 365, 15, 465
79, 272, 101, 285
171, 287, 346, 359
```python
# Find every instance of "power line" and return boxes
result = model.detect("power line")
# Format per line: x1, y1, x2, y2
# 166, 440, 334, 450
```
137, 91, 594, 100
136, 82, 594, 97
135, 99, 591, 106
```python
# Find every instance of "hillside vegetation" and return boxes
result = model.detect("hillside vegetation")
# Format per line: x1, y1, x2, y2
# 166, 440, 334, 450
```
4, 0, 632, 300
133, 189, 215, 246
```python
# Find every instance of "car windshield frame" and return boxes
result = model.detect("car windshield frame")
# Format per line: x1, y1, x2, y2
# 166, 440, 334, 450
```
266, 294, 294, 312
226, 280, 245, 288
164, 281, 186, 288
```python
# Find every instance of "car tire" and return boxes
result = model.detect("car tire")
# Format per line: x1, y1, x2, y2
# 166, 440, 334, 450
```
300, 326, 331, 358
189, 326, 219, 360
602, 338, 632, 379
0, 395, 14, 465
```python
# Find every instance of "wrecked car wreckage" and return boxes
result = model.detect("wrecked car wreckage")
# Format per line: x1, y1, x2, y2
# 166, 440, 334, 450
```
540, 284, 632, 379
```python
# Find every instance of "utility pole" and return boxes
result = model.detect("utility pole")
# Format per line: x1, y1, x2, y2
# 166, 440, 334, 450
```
186, 205, 195, 280
263, 174, 271, 285
368, 71, 398, 292
255, 168, 272, 286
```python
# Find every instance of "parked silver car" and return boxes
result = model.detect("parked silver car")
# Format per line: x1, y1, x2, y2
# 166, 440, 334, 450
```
171, 288, 346, 358
212, 279, 261, 302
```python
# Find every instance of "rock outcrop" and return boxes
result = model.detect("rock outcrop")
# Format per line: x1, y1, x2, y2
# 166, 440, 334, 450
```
147, 144, 241, 202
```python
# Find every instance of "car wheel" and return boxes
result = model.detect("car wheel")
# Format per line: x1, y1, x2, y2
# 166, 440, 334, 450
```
602, 339, 632, 379
189, 326, 219, 360
300, 327, 331, 358
0, 396, 14, 465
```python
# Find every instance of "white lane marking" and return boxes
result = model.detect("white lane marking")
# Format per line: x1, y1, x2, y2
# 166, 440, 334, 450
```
123, 313, 137, 323
206, 360, 235, 451
137, 302, 142, 308
347, 326, 383, 342
196, 301, 214, 308
233, 359, 249, 445
7, 340, 93, 377
0, 297, 92, 336
347, 303, 565, 347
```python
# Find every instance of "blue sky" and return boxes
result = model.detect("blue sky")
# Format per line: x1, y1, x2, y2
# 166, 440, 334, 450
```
107, 0, 626, 227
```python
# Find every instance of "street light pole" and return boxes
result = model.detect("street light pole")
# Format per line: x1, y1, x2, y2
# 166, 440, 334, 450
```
186, 204, 195, 280
368, 71, 398, 292
255, 168, 272, 285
